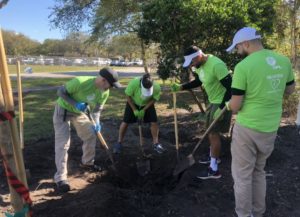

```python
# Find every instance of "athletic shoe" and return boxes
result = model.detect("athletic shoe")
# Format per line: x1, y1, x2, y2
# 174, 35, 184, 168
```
113, 143, 122, 154
196, 167, 222, 180
198, 154, 221, 165
56, 180, 70, 193
80, 163, 102, 172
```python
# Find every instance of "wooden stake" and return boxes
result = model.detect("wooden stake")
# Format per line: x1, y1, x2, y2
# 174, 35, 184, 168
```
0, 29, 28, 213
17, 61, 24, 149
16, 61, 24, 149
0, 78, 24, 212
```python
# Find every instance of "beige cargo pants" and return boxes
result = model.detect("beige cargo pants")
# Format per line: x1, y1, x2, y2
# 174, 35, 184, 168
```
231, 123, 277, 217
53, 104, 96, 183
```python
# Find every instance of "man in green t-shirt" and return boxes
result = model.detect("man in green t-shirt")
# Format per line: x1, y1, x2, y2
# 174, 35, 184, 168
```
226, 27, 295, 217
171, 45, 232, 180
53, 67, 121, 193
114, 73, 165, 154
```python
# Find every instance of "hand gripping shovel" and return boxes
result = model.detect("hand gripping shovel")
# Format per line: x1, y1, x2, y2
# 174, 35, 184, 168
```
136, 119, 151, 176
84, 107, 116, 170
173, 107, 227, 176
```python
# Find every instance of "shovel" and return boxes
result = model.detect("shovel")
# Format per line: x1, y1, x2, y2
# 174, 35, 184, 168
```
173, 78, 179, 161
136, 119, 151, 176
84, 107, 116, 170
173, 106, 227, 176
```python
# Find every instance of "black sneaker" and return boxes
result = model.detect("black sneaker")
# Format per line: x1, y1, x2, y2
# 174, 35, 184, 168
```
56, 180, 70, 193
198, 155, 221, 165
80, 163, 102, 172
196, 167, 222, 180
113, 143, 122, 154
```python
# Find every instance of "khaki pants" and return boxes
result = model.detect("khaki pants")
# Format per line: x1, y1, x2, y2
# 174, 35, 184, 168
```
231, 123, 277, 217
53, 104, 96, 183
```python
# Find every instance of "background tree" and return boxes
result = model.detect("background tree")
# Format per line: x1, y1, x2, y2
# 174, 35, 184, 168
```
138, 0, 279, 80
2, 30, 41, 56
50, 0, 154, 72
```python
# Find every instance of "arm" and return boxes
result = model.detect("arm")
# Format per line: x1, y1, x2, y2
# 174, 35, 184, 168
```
219, 74, 232, 108
181, 73, 203, 90
126, 96, 137, 111
285, 80, 295, 95
227, 88, 245, 113
57, 85, 78, 106
143, 99, 156, 111
92, 104, 104, 123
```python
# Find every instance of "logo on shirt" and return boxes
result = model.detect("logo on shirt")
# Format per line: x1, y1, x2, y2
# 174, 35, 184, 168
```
86, 94, 96, 102
266, 74, 283, 93
266, 57, 282, 70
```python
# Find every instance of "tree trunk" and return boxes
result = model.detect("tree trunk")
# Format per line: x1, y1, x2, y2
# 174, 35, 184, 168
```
140, 39, 149, 74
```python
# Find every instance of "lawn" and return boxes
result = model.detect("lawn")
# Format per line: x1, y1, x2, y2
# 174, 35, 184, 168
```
11, 77, 179, 143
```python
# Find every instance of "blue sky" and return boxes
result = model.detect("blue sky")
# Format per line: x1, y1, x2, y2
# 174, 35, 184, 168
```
0, 0, 87, 42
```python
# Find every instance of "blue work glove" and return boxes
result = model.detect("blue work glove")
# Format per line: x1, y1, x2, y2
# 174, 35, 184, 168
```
92, 122, 101, 133
75, 102, 87, 112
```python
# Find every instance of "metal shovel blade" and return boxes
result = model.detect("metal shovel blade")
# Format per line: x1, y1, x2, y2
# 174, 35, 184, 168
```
136, 158, 151, 176
173, 154, 195, 176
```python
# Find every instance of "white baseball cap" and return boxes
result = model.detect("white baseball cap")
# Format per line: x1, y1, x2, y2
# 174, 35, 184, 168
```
226, 27, 262, 53
182, 46, 203, 68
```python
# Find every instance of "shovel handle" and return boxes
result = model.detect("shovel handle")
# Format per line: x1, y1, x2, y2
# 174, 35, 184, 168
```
84, 107, 115, 164
138, 120, 143, 148
191, 106, 227, 155
172, 77, 179, 161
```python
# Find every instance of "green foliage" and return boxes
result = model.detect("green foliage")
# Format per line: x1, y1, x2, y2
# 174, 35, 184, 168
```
138, 0, 279, 80
2, 30, 41, 55
104, 33, 142, 59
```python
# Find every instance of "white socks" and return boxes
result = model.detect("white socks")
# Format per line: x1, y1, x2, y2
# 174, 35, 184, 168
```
210, 157, 218, 171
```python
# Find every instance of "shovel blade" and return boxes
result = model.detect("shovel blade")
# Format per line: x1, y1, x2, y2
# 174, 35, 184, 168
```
173, 154, 195, 176
136, 159, 151, 176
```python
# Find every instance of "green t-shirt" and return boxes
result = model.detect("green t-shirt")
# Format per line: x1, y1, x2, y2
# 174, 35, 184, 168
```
232, 49, 294, 132
57, 76, 109, 114
125, 77, 161, 106
195, 55, 229, 104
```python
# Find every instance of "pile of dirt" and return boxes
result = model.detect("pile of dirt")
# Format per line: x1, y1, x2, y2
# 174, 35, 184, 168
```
1, 116, 299, 217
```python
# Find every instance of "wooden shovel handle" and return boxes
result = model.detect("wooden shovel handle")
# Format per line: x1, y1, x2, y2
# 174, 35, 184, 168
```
85, 108, 114, 164
173, 90, 179, 161
191, 106, 227, 155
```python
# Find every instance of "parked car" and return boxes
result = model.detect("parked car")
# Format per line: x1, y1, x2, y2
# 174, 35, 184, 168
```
132, 59, 143, 66
44, 58, 54, 65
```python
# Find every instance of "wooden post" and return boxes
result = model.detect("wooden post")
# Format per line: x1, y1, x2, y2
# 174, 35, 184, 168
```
0, 78, 24, 212
0, 29, 28, 212
16, 61, 24, 149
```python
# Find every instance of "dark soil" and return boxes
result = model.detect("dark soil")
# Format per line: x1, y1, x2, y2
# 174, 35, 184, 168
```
1, 115, 300, 217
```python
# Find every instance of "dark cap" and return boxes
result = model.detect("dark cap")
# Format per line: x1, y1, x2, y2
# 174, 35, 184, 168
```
141, 73, 153, 88
99, 67, 121, 88
141, 73, 153, 97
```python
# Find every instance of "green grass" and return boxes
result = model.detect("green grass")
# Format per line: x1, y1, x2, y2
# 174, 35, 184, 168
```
12, 76, 197, 143
11, 78, 70, 89
7, 64, 131, 74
